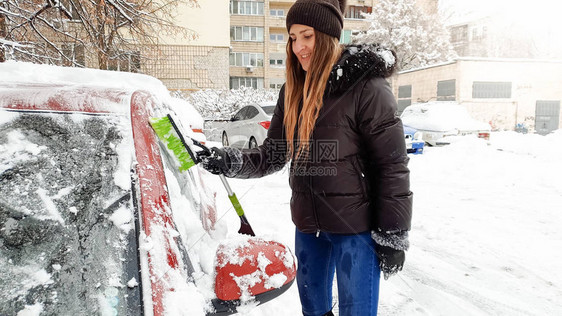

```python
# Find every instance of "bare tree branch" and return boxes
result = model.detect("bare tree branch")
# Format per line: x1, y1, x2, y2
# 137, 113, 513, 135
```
1, 0, 198, 69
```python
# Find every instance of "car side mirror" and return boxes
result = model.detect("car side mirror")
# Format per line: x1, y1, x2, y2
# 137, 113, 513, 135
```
210, 238, 296, 315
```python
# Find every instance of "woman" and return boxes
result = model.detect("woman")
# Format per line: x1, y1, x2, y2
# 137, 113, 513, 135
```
199, 0, 412, 315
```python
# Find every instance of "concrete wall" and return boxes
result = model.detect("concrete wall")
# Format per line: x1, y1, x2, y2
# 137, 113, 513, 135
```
161, 0, 230, 47
458, 59, 562, 131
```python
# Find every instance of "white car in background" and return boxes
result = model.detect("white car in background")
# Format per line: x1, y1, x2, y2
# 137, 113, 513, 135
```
400, 102, 491, 146
221, 102, 275, 148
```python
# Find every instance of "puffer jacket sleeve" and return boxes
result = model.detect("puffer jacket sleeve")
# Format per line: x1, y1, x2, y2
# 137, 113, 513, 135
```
231, 85, 288, 179
357, 78, 413, 234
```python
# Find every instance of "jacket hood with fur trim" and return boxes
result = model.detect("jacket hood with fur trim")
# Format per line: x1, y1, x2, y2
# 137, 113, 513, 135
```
327, 44, 397, 95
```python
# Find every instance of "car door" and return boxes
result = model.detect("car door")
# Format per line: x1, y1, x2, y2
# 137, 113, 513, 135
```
227, 106, 248, 147
240, 105, 260, 148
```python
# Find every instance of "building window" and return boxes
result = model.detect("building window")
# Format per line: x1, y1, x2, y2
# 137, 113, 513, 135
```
340, 30, 352, 44
108, 51, 140, 73
229, 52, 264, 67
472, 82, 512, 98
230, 26, 264, 42
451, 25, 468, 43
270, 9, 284, 17
344, 6, 371, 19
398, 85, 412, 98
397, 85, 412, 113
269, 53, 285, 68
269, 58, 284, 67
397, 99, 412, 113
269, 33, 284, 42
230, 77, 264, 89
61, 43, 85, 67
437, 79, 456, 101
269, 79, 284, 90
230, 1, 264, 15
60, 0, 81, 20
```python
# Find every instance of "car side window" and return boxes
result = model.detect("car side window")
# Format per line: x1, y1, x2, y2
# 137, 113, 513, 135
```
233, 107, 248, 121
246, 106, 259, 119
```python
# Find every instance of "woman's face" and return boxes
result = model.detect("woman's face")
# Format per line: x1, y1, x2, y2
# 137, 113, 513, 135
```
289, 24, 315, 72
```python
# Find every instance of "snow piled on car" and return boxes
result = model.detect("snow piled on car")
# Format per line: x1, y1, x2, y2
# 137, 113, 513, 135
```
401, 102, 491, 132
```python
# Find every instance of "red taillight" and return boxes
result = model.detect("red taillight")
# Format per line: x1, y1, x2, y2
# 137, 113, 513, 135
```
259, 121, 271, 129
192, 128, 203, 133
478, 132, 490, 140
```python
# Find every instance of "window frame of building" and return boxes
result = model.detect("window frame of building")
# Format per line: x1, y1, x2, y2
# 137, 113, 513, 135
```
108, 50, 141, 73
340, 30, 352, 44
268, 53, 285, 68
344, 6, 372, 19
451, 25, 468, 43
269, 58, 284, 67
472, 81, 512, 99
230, 76, 264, 89
59, 0, 81, 21
397, 85, 412, 113
61, 43, 85, 67
437, 79, 456, 101
230, 52, 264, 67
230, 0, 264, 15
230, 26, 264, 42
269, 78, 284, 90
398, 85, 412, 99
270, 9, 284, 17
269, 33, 284, 43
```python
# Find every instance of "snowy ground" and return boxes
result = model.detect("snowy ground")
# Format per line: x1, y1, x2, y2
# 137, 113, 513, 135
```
205, 131, 562, 315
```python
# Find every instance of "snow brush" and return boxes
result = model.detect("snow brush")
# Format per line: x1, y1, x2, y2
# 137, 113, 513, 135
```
149, 114, 256, 236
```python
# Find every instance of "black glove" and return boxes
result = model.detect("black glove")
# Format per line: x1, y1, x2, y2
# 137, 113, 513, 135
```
376, 244, 405, 280
197, 147, 231, 175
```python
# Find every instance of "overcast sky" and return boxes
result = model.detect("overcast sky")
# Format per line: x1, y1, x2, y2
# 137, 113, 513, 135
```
439, 0, 562, 57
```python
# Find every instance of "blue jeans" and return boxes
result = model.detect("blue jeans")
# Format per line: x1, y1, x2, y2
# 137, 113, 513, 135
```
295, 229, 381, 316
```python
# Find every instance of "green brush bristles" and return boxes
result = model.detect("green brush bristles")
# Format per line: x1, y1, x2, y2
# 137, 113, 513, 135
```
149, 116, 195, 171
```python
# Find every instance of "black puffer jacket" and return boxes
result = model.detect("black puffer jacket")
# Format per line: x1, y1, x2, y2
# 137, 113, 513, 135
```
231, 45, 412, 235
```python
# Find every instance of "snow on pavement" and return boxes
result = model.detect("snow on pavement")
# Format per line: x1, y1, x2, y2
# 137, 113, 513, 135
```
208, 131, 562, 315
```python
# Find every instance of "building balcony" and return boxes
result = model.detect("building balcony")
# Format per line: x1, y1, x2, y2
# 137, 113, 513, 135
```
230, 66, 265, 77
268, 0, 296, 3
267, 16, 286, 28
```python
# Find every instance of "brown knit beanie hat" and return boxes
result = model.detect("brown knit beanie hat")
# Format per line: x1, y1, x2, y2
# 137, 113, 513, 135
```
286, 0, 347, 39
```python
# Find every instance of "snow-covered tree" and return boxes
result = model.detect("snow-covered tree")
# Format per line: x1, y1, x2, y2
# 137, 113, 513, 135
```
353, 0, 456, 71
173, 87, 279, 120
0, 0, 197, 69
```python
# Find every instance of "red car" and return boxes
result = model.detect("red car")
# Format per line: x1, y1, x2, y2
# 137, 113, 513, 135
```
0, 66, 295, 315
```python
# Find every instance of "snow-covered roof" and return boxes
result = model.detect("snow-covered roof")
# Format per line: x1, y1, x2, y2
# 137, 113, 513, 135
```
398, 57, 562, 74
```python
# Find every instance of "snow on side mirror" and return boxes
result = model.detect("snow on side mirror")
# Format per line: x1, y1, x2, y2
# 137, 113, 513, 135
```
211, 237, 296, 314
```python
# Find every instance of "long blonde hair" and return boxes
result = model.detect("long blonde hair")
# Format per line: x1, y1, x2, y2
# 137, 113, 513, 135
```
284, 31, 342, 162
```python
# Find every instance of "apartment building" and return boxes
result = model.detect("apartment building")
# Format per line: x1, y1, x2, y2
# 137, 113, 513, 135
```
229, 0, 438, 89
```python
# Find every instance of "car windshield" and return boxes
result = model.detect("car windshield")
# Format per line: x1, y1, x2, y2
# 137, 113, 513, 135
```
0, 110, 142, 315
261, 106, 275, 115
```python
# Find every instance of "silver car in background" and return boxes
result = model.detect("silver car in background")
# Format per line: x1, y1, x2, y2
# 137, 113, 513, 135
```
221, 102, 275, 148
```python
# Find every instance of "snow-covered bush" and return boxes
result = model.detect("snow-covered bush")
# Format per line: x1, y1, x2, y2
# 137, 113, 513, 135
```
172, 87, 279, 121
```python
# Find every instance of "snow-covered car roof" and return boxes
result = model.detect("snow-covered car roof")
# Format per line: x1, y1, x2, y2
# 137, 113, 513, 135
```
0, 61, 169, 96
401, 101, 491, 132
